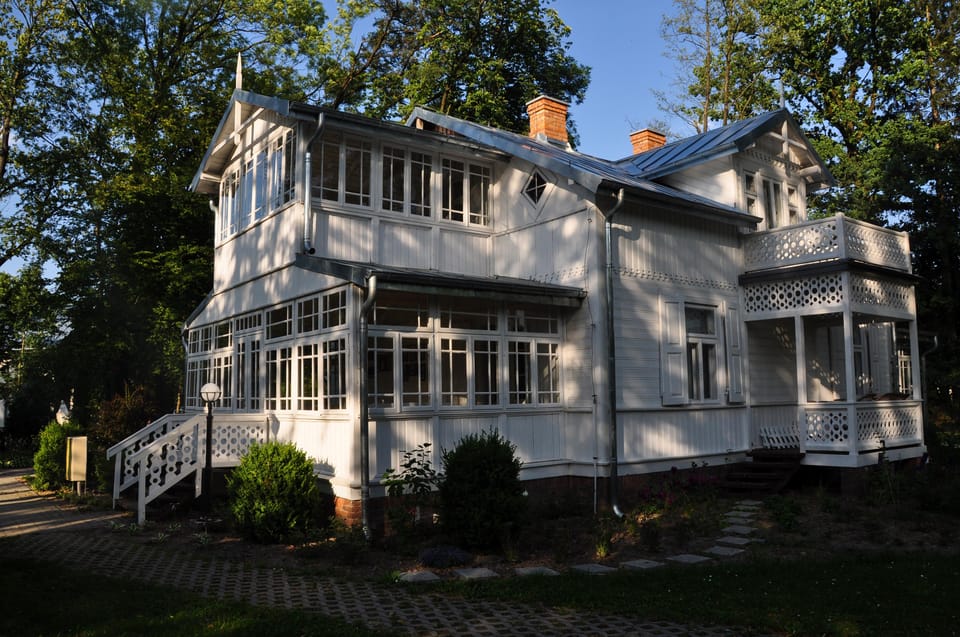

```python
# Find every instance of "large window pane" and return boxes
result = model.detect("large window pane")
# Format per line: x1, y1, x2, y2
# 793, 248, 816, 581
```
441, 338, 468, 406
401, 337, 431, 406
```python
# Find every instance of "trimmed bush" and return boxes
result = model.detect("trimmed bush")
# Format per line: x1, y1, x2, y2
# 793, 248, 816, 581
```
439, 429, 525, 550
227, 441, 325, 543
33, 420, 84, 491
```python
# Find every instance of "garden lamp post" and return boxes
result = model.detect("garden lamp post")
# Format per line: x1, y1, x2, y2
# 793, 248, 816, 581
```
199, 382, 221, 512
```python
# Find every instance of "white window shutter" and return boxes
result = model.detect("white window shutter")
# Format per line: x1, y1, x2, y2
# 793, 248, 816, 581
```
660, 299, 687, 405
726, 305, 745, 403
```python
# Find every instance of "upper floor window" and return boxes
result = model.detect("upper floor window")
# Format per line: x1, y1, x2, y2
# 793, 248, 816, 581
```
316, 134, 372, 207
442, 158, 490, 225
743, 168, 803, 229
381, 146, 435, 217
219, 130, 296, 241
523, 170, 548, 206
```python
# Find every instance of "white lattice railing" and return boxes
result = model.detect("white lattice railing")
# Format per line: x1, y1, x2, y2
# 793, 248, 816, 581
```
110, 412, 272, 523
108, 413, 194, 505
753, 401, 923, 466
743, 214, 911, 274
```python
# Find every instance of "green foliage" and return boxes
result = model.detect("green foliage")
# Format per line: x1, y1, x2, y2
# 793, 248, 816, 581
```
322, 0, 590, 143
32, 420, 83, 490
438, 429, 525, 550
381, 442, 439, 538
227, 441, 326, 544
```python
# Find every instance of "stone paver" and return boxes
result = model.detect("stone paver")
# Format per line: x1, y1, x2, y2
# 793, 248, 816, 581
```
722, 524, 757, 535
666, 553, 711, 564
515, 566, 559, 577
570, 563, 618, 575
454, 567, 499, 580
621, 559, 664, 570
705, 546, 745, 557
0, 468, 755, 636
716, 535, 756, 546
399, 570, 441, 583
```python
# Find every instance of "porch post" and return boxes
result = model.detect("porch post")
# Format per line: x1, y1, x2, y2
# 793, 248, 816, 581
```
794, 315, 807, 453
841, 273, 858, 457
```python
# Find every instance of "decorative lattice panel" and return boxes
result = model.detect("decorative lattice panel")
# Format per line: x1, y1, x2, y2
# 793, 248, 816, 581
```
212, 421, 270, 464
806, 410, 849, 446
844, 223, 911, 271
850, 275, 912, 313
857, 405, 921, 448
743, 274, 844, 314
744, 220, 840, 269
145, 427, 199, 501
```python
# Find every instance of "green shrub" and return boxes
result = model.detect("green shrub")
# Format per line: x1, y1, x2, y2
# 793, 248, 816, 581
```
439, 429, 525, 550
33, 420, 84, 491
227, 441, 325, 543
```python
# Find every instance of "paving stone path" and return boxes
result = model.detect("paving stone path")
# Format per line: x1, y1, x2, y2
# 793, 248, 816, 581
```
0, 469, 762, 636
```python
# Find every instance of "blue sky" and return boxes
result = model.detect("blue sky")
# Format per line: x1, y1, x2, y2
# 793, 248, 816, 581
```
552, 0, 680, 159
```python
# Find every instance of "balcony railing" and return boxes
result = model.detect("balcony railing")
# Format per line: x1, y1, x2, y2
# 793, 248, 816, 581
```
743, 214, 912, 274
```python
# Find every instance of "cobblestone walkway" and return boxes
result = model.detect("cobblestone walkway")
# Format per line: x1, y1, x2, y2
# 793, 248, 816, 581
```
0, 469, 749, 636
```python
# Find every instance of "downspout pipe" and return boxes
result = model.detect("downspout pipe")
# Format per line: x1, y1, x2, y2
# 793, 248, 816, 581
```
359, 274, 377, 539
604, 188, 625, 518
302, 113, 324, 255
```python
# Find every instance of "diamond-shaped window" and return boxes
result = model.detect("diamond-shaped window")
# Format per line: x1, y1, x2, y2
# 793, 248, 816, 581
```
523, 171, 547, 205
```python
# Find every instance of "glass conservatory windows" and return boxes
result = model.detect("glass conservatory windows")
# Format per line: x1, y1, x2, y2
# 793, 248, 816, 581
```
442, 158, 490, 225
316, 134, 372, 207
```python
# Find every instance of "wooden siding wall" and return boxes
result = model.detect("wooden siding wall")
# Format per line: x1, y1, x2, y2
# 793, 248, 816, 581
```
747, 319, 798, 404
612, 204, 750, 462
659, 157, 739, 209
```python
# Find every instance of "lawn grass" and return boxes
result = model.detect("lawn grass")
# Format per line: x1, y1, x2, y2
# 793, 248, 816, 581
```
424, 552, 960, 636
0, 557, 394, 637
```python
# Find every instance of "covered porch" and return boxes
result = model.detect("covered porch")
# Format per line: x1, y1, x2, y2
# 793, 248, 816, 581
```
740, 214, 925, 467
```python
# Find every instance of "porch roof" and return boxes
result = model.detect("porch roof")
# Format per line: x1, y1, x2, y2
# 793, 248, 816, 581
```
294, 254, 587, 308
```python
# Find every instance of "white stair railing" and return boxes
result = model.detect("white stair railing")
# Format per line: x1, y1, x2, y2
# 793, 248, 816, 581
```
107, 413, 193, 505
115, 413, 273, 524
134, 418, 203, 524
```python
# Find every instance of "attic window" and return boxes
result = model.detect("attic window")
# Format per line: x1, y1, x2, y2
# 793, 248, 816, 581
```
523, 171, 547, 205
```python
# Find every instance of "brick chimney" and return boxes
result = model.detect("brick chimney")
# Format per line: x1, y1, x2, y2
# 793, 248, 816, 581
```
630, 128, 667, 154
526, 95, 569, 146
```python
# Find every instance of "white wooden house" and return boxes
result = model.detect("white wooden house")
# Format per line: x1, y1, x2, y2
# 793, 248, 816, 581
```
108, 89, 924, 524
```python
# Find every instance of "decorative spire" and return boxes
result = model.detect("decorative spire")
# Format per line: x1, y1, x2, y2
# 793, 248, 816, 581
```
236, 53, 243, 90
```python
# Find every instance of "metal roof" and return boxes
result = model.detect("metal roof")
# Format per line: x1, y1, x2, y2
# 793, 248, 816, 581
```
617, 110, 835, 189
406, 107, 760, 224
295, 254, 586, 307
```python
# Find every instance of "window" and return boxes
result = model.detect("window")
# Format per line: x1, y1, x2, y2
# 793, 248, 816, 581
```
441, 338, 468, 406
236, 338, 261, 411
315, 134, 372, 207
265, 347, 292, 410
266, 305, 292, 340
218, 130, 296, 241
442, 158, 490, 225
367, 336, 395, 407
523, 171, 547, 205
762, 178, 783, 229
401, 337, 431, 406
382, 146, 405, 213
474, 340, 499, 405
537, 342, 560, 403
298, 343, 320, 410
322, 290, 347, 328
298, 297, 320, 334
323, 339, 347, 409
661, 300, 743, 405
508, 341, 532, 404
410, 152, 432, 216
685, 306, 718, 401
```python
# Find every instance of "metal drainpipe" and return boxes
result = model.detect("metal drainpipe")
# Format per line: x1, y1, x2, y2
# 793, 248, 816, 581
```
358, 274, 377, 539
302, 114, 324, 255
604, 188, 625, 517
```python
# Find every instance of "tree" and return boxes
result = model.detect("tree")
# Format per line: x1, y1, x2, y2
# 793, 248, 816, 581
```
320, 0, 591, 142
658, 0, 777, 133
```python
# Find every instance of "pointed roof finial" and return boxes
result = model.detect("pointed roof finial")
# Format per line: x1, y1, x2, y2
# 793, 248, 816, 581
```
235, 53, 243, 90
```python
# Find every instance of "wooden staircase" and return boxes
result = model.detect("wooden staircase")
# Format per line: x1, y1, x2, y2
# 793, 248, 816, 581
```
721, 449, 804, 495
